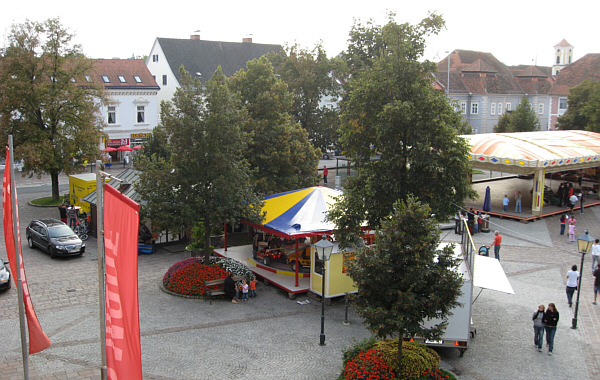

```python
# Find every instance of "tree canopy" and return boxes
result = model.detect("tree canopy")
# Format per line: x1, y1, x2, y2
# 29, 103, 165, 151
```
556, 80, 600, 132
230, 57, 320, 195
135, 67, 263, 260
0, 18, 106, 200
346, 197, 463, 370
330, 13, 475, 246
494, 96, 540, 132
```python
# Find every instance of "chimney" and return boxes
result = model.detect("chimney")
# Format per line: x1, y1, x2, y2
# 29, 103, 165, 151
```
242, 37, 253, 43
191, 31, 201, 40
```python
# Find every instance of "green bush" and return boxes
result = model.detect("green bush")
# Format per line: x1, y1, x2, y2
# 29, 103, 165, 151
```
373, 339, 440, 380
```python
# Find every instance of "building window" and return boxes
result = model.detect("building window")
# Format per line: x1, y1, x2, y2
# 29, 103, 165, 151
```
491, 102, 496, 115
107, 106, 116, 124
471, 102, 479, 115
134, 75, 142, 83
538, 103, 544, 114
152, 54, 159, 62
85, 75, 92, 82
498, 103, 503, 115
460, 102, 467, 114
556, 56, 560, 64
137, 106, 145, 123
506, 102, 512, 111
162, 75, 167, 85
559, 98, 568, 110
118, 75, 126, 83
102, 75, 110, 83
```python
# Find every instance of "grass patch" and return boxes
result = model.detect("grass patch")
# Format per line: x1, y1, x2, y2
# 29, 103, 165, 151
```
472, 169, 483, 174
30, 196, 66, 207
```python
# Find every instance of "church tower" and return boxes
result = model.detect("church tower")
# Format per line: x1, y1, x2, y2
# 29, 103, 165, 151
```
552, 39, 573, 76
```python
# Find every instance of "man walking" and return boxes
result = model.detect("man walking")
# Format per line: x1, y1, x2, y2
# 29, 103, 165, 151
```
490, 230, 502, 261
591, 239, 600, 273
323, 165, 328, 185
594, 265, 600, 305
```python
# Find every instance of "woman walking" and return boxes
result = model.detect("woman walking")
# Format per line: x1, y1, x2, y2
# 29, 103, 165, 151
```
532, 304, 545, 352
543, 303, 559, 355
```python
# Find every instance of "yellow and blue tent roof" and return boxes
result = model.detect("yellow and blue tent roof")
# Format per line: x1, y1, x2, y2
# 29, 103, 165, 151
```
248, 186, 343, 238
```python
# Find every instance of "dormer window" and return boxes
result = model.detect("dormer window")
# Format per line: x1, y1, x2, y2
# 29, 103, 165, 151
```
118, 75, 126, 83
134, 75, 142, 83
85, 75, 92, 82
102, 75, 110, 83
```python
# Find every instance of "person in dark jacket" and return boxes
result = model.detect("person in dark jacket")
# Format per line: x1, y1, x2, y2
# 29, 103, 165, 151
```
224, 273, 239, 304
542, 303, 559, 355
557, 183, 564, 207
532, 304, 545, 352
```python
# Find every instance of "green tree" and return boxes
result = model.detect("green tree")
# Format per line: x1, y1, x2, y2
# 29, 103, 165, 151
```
136, 67, 263, 261
493, 96, 540, 132
269, 44, 342, 152
230, 57, 320, 195
557, 80, 600, 132
330, 13, 475, 245
0, 18, 106, 200
346, 197, 462, 372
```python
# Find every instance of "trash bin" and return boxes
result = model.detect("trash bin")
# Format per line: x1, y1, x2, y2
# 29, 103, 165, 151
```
481, 213, 490, 233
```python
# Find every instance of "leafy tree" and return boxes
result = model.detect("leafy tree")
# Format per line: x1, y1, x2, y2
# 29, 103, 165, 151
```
0, 18, 106, 200
269, 44, 342, 152
557, 80, 600, 132
493, 96, 540, 132
230, 57, 320, 195
136, 67, 263, 261
346, 197, 462, 372
330, 13, 475, 246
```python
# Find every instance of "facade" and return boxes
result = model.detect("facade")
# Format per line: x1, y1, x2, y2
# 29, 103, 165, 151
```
91, 59, 160, 148
436, 50, 553, 134
552, 39, 574, 76
146, 34, 282, 105
548, 53, 600, 130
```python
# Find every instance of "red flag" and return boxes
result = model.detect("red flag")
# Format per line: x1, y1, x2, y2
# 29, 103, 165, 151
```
104, 184, 142, 380
2, 147, 51, 354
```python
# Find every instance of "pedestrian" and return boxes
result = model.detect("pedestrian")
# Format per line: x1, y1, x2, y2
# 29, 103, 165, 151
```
224, 273, 239, 304
454, 212, 462, 234
592, 239, 600, 273
579, 191, 585, 214
514, 191, 522, 213
503, 194, 509, 212
557, 183, 564, 207
490, 230, 502, 261
559, 214, 568, 235
593, 266, 600, 305
565, 264, 579, 308
532, 304, 545, 352
323, 165, 328, 185
124, 154, 129, 168
477, 212, 483, 234
563, 183, 570, 208
473, 212, 479, 234
569, 193, 578, 214
67, 205, 77, 229
568, 218, 576, 242
467, 208, 475, 235
249, 276, 257, 298
543, 303, 559, 355
241, 279, 249, 303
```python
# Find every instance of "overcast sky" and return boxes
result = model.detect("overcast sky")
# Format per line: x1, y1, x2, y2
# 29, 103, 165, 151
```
1, 1, 596, 68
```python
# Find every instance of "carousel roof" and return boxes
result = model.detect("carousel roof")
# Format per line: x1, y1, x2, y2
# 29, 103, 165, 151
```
462, 130, 600, 173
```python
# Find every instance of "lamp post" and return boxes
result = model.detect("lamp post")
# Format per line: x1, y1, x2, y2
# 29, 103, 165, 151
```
572, 229, 594, 329
314, 235, 334, 346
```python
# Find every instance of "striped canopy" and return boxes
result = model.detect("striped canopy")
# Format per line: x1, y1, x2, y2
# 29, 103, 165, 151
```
462, 130, 600, 173
249, 187, 343, 239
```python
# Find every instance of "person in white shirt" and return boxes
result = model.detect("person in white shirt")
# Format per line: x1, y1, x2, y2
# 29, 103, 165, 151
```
566, 265, 580, 308
591, 239, 600, 273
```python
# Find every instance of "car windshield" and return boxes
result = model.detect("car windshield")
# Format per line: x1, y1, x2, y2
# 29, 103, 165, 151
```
48, 225, 75, 238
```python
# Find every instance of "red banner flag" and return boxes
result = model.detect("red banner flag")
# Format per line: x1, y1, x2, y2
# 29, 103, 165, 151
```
104, 184, 142, 380
2, 147, 51, 354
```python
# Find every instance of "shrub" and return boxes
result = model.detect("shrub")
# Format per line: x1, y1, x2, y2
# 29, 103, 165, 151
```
341, 336, 379, 367
416, 368, 451, 380
343, 348, 395, 380
214, 256, 253, 281
372, 339, 440, 380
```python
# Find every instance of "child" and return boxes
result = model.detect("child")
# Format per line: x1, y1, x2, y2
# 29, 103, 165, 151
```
241, 279, 249, 303
249, 276, 257, 298
568, 218, 576, 242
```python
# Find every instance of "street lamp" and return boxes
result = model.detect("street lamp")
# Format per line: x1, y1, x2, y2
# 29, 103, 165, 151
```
572, 229, 595, 329
314, 235, 334, 346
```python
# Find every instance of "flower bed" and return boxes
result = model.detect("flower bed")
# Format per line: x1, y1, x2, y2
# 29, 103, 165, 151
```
163, 258, 229, 297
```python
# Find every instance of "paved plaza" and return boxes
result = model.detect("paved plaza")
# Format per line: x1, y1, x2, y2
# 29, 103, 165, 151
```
0, 170, 600, 379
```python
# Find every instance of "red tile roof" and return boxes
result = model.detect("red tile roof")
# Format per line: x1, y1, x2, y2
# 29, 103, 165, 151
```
554, 39, 573, 48
88, 59, 159, 89
549, 53, 600, 95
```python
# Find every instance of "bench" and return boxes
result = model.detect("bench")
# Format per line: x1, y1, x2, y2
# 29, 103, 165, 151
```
204, 276, 242, 304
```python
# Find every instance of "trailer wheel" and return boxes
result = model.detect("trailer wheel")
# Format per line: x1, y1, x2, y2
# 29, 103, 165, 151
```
262, 257, 270, 266
459, 348, 467, 357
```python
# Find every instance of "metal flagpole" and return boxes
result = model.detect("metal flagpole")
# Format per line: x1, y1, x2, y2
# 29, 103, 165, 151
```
9, 135, 29, 379
96, 160, 107, 380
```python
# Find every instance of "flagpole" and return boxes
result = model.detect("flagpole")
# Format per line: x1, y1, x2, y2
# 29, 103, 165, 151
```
96, 160, 107, 380
9, 135, 29, 379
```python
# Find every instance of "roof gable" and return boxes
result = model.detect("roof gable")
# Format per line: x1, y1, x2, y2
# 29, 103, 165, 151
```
156, 38, 283, 83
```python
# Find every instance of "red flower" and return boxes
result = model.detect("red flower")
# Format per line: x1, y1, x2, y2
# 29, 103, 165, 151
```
343, 348, 395, 380
163, 259, 229, 296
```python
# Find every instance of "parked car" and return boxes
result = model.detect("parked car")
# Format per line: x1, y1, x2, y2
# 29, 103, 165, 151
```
25, 219, 85, 259
0, 259, 11, 291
